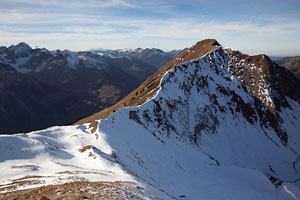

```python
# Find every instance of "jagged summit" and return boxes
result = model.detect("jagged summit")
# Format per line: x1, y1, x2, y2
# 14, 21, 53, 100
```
16, 42, 32, 49
8, 42, 32, 52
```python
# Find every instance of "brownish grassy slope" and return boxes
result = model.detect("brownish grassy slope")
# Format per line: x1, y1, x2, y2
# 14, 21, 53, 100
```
0, 181, 161, 200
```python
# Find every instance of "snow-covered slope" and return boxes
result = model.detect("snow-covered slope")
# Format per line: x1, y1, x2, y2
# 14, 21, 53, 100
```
0, 39, 300, 199
0, 125, 168, 199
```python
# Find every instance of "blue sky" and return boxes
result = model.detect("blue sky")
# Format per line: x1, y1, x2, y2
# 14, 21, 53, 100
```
0, 0, 300, 56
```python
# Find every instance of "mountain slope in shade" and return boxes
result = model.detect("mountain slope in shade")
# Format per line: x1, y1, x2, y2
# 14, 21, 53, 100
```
0, 43, 158, 133
0, 39, 300, 199
276, 56, 300, 79
0, 63, 87, 133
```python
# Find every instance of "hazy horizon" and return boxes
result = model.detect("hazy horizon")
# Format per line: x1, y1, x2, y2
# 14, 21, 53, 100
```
1, 0, 300, 57
3, 41, 300, 57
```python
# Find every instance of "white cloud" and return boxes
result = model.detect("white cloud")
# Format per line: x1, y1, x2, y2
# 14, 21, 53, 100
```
0, 0, 299, 56
0, 0, 135, 9
1, 17, 300, 56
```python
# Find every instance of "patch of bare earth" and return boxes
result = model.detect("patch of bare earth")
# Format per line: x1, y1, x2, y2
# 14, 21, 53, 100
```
0, 181, 161, 200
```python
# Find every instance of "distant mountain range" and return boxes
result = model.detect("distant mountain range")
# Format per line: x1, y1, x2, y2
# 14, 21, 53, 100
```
0, 42, 180, 133
90, 47, 184, 69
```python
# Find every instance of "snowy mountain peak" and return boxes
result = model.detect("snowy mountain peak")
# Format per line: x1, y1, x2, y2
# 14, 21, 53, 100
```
118, 48, 133, 52
61, 50, 80, 69
15, 42, 32, 50
8, 42, 32, 53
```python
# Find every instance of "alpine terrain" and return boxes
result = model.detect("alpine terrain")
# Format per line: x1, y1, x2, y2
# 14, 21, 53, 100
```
0, 39, 300, 199
0, 43, 178, 134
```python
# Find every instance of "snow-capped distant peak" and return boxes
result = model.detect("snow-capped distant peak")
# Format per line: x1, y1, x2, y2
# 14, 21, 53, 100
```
8, 42, 32, 54
61, 50, 80, 69
78, 54, 107, 69
118, 48, 133, 52
15, 42, 32, 50
40, 48, 48, 53
134, 48, 144, 54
